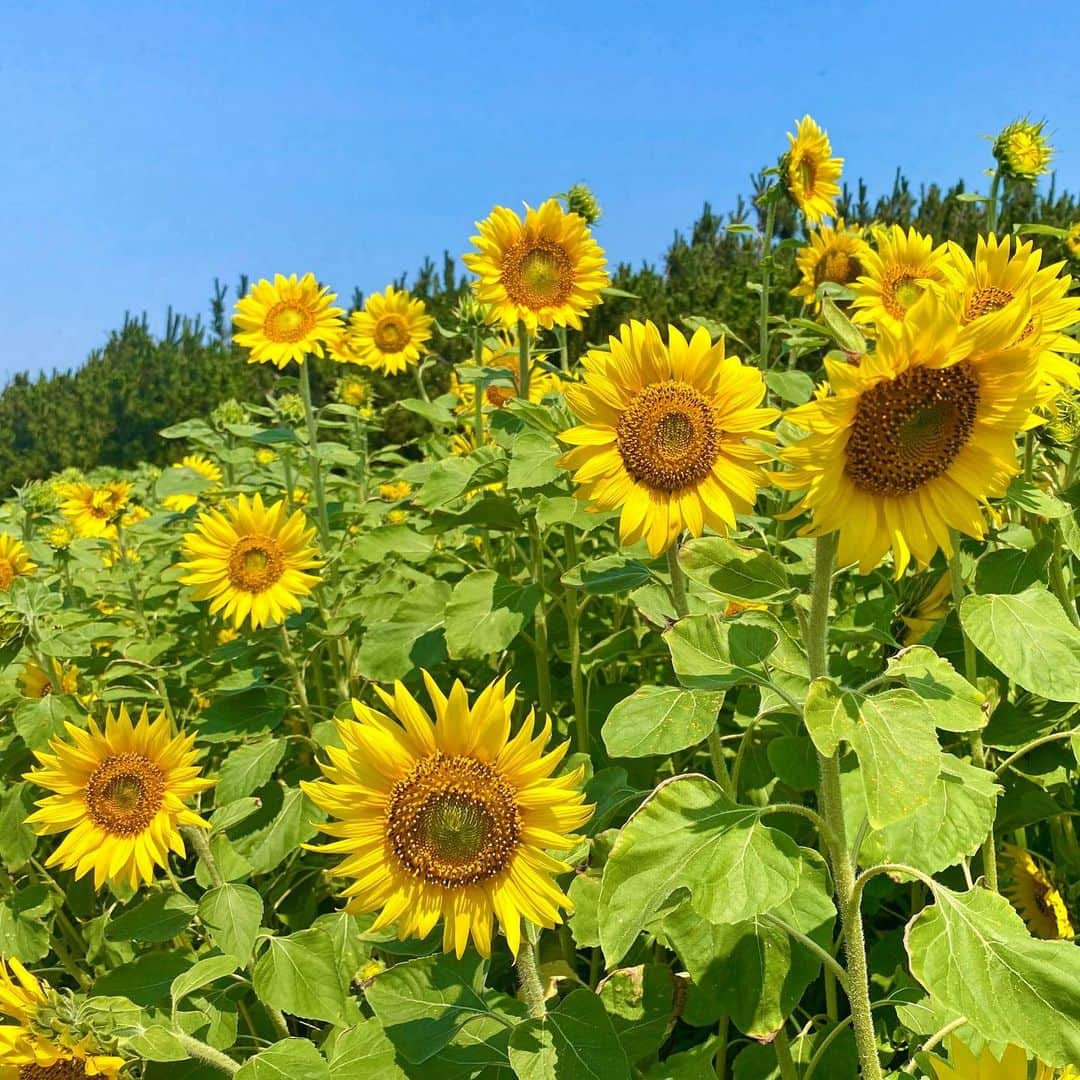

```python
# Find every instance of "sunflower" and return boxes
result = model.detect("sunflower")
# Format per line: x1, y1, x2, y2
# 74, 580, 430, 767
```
57, 482, 132, 539
791, 220, 872, 309
18, 659, 79, 699
334, 372, 373, 408
450, 335, 560, 414
1067, 223, 1080, 260
378, 481, 413, 502
929, 1037, 1039, 1080
233, 273, 344, 369
302, 674, 592, 958
1, 956, 124, 1079
44, 525, 73, 552
782, 116, 843, 226
993, 117, 1053, 182
254, 447, 278, 467
778, 288, 1043, 575
162, 454, 223, 514
178, 493, 322, 630
1000, 843, 1074, 940
0, 534, 36, 591
24, 705, 213, 891
464, 199, 609, 332
386, 509, 408, 525
851, 225, 950, 333
559, 320, 779, 556
943, 233, 1080, 392
897, 572, 952, 645
340, 287, 433, 376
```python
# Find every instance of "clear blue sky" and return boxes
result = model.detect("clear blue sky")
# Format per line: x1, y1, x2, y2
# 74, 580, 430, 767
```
2, 0, 1077, 381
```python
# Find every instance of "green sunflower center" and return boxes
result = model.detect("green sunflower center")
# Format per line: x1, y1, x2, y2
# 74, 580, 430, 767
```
502, 239, 574, 310
881, 268, 927, 320
19, 1062, 88, 1079
616, 380, 719, 492
227, 536, 285, 593
387, 753, 521, 887
373, 315, 408, 352
86, 752, 165, 836
844, 363, 980, 497
264, 300, 316, 344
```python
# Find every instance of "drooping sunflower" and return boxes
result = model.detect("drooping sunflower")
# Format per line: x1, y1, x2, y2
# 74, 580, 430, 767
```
993, 117, 1053, 182
302, 674, 592, 958
1067, 223, 1080, 260
0, 534, 36, 591
340, 286, 434, 376
778, 288, 1044, 575
558, 320, 779, 556
464, 199, 609, 332
178, 493, 322, 631
1, 956, 124, 1079
162, 453, 223, 514
450, 335, 560, 414
791, 220, 872, 309
929, 1036, 1040, 1080
943, 232, 1080, 392
233, 273, 344, 369
57, 482, 132, 539
24, 705, 213, 890
18, 659, 79, 699
782, 116, 843, 226
897, 572, 952, 645
851, 225, 950, 333
1000, 843, 1074, 940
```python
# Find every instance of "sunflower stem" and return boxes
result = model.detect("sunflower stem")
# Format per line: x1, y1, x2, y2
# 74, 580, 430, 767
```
557, 325, 570, 372
298, 358, 332, 546
773, 1026, 799, 1080
947, 530, 999, 892
278, 624, 315, 730
758, 199, 777, 368
473, 327, 486, 450
807, 533, 883, 1080
515, 925, 547, 1020
713, 1015, 729, 1079
666, 544, 689, 618
517, 319, 532, 401
986, 168, 1003, 234
173, 1032, 239, 1076
563, 526, 589, 753
527, 517, 554, 716
184, 824, 224, 890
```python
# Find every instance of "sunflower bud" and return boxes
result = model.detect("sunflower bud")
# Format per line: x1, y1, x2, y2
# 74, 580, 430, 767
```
334, 372, 372, 408
274, 393, 306, 426
565, 183, 603, 225
46, 524, 74, 551
210, 398, 251, 429
993, 117, 1053, 182
19, 480, 58, 514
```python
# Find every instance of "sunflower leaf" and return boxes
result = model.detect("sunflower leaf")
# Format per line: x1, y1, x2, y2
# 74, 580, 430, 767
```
679, 537, 797, 603
602, 685, 724, 758
444, 570, 540, 659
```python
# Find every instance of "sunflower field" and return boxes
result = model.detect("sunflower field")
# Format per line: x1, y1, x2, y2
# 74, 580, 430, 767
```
3, 117, 1080, 1080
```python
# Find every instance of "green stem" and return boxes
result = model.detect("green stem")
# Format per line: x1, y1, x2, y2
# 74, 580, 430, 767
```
473, 327, 486, 450
515, 927, 546, 1019
713, 1015, 729, 1080
557, 326, 570, 372
517, 319, 531, 400
667, 545, 689, 617
986, 168, 1003, 234
414, 358, 433, 403
184, 824, 224, 889
759, 199, 777, 367
279, 624, 315, 729
773, 1027, 798, 1080
948, 531, 999, 892
527, 517, 553, 715
298, 359, 332, 545
563, 526, 589, 753
173, 1032, 239, 1076
707, 730, 733, 795
282, 450, 296, 509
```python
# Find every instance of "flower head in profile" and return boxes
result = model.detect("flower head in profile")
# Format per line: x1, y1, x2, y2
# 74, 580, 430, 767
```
450, 334, 560, 414
18, 659, 79, 699
24, 705, 213, 890
162, 453, 223, 514
178, 493, 322, 630
791, 220, 872, 309
781, 116, 843, 225
928, 1036, 1051, 1079
559, 320, 779, 556
1000, 842, 1074, 940
57, 481, 132, 539
0, 533, 36, 591
464, 199, 609, 332
993, 117, 1053, 182
897, 572, 952, 645
851, 225, 949, 333
302, 674, 592, 958
564, 183, 602, 225
337, 286, 433, 376
778, 288, 1043, 575
233, 273, 344, 369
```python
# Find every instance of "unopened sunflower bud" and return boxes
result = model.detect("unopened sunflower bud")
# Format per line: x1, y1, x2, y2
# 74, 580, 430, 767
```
993, 117, 1053, 182
565, 183, 602, 225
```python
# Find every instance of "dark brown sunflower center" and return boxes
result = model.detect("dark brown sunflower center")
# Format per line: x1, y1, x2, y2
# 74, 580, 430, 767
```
387, 753, 521, 887
815, 249, 862, 287
20, 1062, 87, 1079
485, 384, 517, 407
226, 536, 285, 593
373, 314, 408, 352
964, 285, 1013, 322
882, 268, 926, 320
0, 558, 15, 590
86, 752, 165, 836
89, 491, 115, 519
616, 380, 719, 492
264, 300, 316, 343
844, 363, 980, 497
502, 239, 574, 309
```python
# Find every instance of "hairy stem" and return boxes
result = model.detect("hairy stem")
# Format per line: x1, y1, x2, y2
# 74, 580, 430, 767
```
174, 1032, 239, 1075
298, 358, 331, 545
515, 928, 546, 1019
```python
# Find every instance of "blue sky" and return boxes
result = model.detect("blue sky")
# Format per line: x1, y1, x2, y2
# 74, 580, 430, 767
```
2, 0, 1077, 381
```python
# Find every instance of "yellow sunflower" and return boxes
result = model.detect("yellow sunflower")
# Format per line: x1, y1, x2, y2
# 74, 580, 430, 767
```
450, 335, 561, 413
302, 673, 592, 958
162, 453, 223, 514
898, 572, 952, 645
943, 232, 1080, 392
378, 481, 413, 502
233, 273, 344, 369
559, 320, 779, 556
334, 372, 373, 408
178, 493, 322, 630
1066, 223, 1080, 260
0, 534, 36, 591
57, 482, 132, 539
18, 659, 79, 699
341, 286, 433, 376
386, 509, 408, 525
464, 199, 609, 332
993, 117, 1053, 182
1000, 843, 1074, 940
851, 225, 950, 333
45, 525, 73, 551
24, 705, 213, 891
929, 1037, 1038, 1080
1, 956, 124, 1079
782, 116, 843, 226
791, 220, 872, 309
778, 288, 1043, 575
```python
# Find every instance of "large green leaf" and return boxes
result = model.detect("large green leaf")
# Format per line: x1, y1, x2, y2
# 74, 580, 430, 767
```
884, 646, 987, 732
602, 686, 723, 758
231, 785, 320, 876
252, 928, 354, 1025
198, 884, 264, 963
355, 581, 452, 681
444, 570, 540, 659
215, 738, 287, 803
664, 614, 780, 690
106, 891, 196, 943
562, 555, 653, 595
802, 678, 858, 757
906, 884, 1080, 1067
960, 586, 1080, 702
235, 1039, 331, 1080
679, 538, 796, 603
0, 885, 51, 962
597, 965, 677, 1066
327, 1020, 405, 1079
598, 776, 803, 965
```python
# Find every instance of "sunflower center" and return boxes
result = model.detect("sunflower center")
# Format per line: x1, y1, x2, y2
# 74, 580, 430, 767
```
264, 301, 316, 344
373, 315, 409, 353
387, 753, 521, 887
502, 239, 574, 310
86, 752, 165, 836
881, 268, 926, 319
89, 491, 115, 519
485, 384, 517, 407
964, 285, 1014, 322
616, 380, 719, 492
226, 536, 285, 593
844, 363, 980, 497
0, 558, 14, 590
19, 1063, 87, 1079
815, 249, 862, 287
